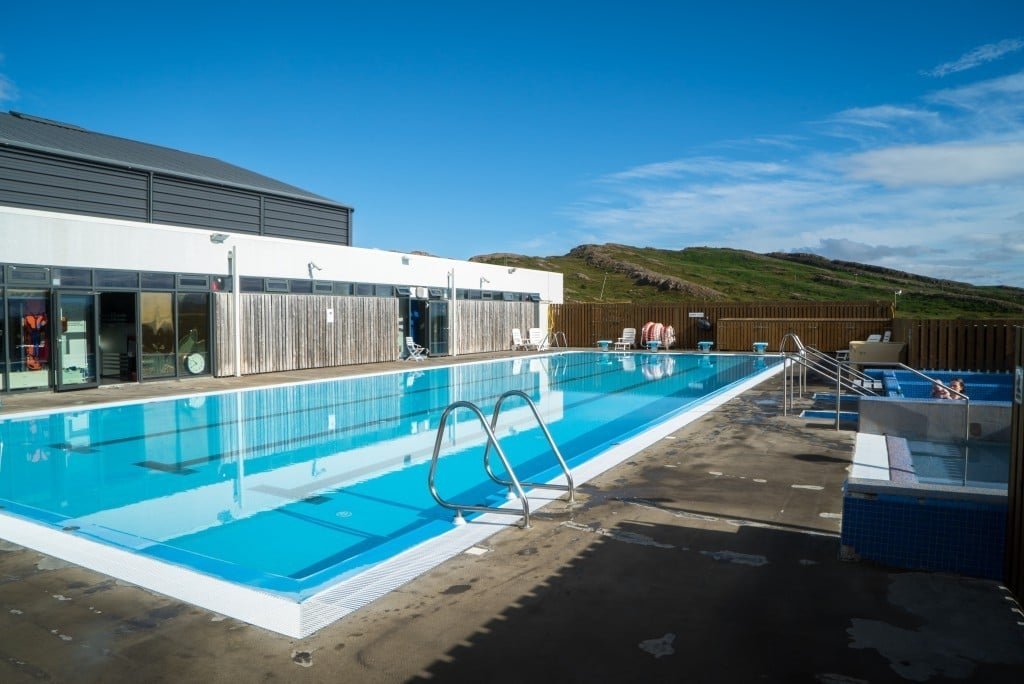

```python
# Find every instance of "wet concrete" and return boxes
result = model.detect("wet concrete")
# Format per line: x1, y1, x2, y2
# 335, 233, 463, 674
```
1, 355, 1022, 682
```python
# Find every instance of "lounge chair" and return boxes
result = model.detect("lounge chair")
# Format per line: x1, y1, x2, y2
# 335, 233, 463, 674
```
405, 336, 427, 361
511, 328, 527, 351
526, 327, 548, 351
866, 334, 882, 343
881, 330, 892, 343
613, 327, 636, 350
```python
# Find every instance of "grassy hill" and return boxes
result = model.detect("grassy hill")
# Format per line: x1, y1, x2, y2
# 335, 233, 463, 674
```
471, 244, 1024, 318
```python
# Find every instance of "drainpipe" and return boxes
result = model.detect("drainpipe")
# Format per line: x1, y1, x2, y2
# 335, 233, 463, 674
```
448, 268, 457, 357
230, 245, 241, 377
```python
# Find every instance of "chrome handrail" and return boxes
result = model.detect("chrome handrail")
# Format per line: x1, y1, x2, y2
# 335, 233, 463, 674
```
779, 333, 882, 430
482, 390, 575, 503
551, 331, 569, 348
428, 401, 531, 528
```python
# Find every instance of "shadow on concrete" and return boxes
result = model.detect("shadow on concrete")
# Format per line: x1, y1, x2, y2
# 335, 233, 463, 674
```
410, 518, 1024, 683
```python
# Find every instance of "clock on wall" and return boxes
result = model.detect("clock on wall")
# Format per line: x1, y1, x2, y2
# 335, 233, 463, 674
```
185, 353, 206, 374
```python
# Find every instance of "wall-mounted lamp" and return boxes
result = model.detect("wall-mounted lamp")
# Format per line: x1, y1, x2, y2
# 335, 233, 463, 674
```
210, 233, 230, 244
508, 267, 517, 274
401, 256, 411, 265
480, 276, 491, 289
308, 261, 322, 279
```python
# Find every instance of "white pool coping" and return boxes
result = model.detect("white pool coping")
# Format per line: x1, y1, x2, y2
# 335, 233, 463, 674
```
850, 433, 890, 480
0, 353, 784, 638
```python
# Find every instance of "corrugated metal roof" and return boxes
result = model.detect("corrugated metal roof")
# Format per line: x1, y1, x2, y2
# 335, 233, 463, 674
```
0, 111, 351, 209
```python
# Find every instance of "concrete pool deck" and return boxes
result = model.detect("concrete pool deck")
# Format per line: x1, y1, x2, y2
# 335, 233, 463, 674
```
1, 352, 1022, 682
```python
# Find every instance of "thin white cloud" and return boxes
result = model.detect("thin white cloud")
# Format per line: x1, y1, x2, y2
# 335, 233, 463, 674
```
845, 141, 1024, 187
0, 73, 16, 104
605, 158, 787, 182
829, 105, 943, 131
924, 38, 1024, 77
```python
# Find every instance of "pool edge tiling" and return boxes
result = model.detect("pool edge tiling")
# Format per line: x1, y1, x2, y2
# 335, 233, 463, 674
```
0, 354, 784, 637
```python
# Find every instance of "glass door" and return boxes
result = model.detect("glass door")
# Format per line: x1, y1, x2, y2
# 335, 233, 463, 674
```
428, 301, 449, 356
54, 292, 98, 391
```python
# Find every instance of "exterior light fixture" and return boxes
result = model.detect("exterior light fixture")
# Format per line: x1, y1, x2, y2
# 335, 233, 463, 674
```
210, 233, 230, 244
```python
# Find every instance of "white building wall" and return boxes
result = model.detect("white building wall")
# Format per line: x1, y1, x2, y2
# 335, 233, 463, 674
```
0, 206, 564, 305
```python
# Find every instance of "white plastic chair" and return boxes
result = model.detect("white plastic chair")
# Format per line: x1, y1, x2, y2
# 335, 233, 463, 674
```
613, 328, 636, 350
527, 328, 548, 350
405, 336, 427, 361
511, 328, 527, 351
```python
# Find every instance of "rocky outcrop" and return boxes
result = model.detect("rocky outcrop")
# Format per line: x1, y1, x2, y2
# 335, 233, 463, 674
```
567, 245, 724, 299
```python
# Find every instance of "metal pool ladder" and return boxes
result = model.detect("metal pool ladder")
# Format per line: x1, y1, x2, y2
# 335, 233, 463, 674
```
427, 390, 574, 529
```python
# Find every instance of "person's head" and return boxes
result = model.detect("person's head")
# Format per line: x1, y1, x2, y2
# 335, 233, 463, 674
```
950, 377, 965, 394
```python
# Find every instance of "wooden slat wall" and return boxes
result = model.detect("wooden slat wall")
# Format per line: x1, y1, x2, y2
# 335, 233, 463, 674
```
213, 293, 400, 376
455, 301, 537, 354
893, 319, 1024, 372
716, 318, 892, 353
1007, 327, 1023, 597
551, 302, 890, 349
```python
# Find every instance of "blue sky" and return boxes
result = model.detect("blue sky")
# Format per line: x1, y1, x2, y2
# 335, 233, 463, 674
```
2, 2, 1023, 286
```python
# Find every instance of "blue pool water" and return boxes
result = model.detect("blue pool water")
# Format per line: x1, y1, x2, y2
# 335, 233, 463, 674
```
868, 369, 1012, 402
907, 439, 1010, 489
0, 352, 779, 599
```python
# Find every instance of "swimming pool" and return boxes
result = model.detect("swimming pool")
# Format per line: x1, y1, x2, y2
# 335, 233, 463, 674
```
866, 369, 1012, 402
0, 351, 782, 635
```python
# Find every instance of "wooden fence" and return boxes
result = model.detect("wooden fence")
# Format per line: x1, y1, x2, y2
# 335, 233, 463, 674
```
1007, 327, 1023, 597
213, 293, 401, 376
212, 294, 538, 375
717, 319, 891, 353
894, 319, 1024, 372
454, 301, 537, 355
551, 302, 891, 350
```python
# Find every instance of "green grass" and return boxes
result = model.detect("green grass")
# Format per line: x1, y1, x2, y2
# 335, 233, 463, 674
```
472, 244, 1024, 318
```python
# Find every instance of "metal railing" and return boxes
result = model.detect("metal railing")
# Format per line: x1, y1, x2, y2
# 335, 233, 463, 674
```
427, 391, 573, 528
779, 333, 881, 429
483, 390, 575, 503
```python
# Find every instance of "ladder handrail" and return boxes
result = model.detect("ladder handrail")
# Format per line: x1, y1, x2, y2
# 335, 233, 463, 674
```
551, 331, 568, 348
428, 401, 531, 528
482, 390, 575, 503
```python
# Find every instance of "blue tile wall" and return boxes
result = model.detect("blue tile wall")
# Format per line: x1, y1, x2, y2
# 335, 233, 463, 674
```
841, 492, 1006, 579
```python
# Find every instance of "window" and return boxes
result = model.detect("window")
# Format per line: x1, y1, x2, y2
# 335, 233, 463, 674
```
176, 275, 210, 290
290, 280, 313, 294
240, 277, 264, 293
374, 284, 394, 297
95, 268, 138, 286
140, 292, 176, 379
334, 283, 353, 296
354, 283, 373, 296
313, 282, 333, 294
265, 279, 289, 292
6, 265, 49, 286
177, 293, 210, 376
141, 272, 176, 289
6, 290, 51, 389
56, 268, 92, 287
